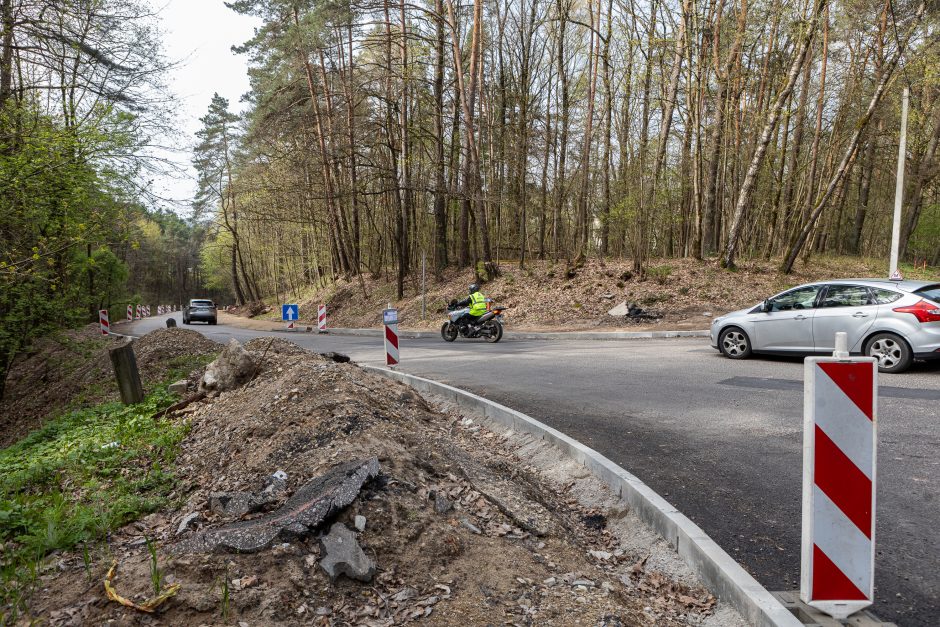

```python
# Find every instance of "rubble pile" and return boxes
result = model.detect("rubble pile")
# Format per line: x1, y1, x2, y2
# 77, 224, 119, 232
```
29, 335, 733, 626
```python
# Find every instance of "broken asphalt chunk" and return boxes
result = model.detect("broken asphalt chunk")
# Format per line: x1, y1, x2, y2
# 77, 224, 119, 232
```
176, 457, 380, 554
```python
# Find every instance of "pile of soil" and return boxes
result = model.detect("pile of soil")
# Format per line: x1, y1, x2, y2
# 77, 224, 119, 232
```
246, 256, 915, 331
28, 334, 738, 626
0, 327, 221, 447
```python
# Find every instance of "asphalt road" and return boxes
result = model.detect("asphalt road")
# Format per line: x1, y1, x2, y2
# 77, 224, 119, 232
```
125, 316, 940, 625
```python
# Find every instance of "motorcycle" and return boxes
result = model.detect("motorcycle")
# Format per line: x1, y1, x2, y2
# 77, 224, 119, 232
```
441, 299, 504, 343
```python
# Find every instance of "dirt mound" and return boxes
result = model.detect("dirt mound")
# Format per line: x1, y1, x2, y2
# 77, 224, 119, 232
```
0, 326, 221, 448
29, 340, 729, 626
240, 255, 920, 332
133, 328, 221, 376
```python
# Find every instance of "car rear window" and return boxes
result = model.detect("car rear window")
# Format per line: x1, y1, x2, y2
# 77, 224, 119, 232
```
191, 300, 214, 307
871, 287, 903, 304
915, 284, 940, 305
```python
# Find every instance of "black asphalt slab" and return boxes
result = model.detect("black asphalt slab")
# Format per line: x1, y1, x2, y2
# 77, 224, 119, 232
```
124, 315, 940, 625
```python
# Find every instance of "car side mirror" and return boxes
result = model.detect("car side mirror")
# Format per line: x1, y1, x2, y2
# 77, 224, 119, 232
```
762, 299, 772, 313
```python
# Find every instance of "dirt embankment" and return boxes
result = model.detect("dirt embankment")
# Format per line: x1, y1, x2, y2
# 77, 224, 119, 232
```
20, 330, 741, 626
0, 326, 220, 448
232, 256, 928, 331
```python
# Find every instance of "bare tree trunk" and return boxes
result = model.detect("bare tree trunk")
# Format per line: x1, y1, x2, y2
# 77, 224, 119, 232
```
782, 1, 925, 274
632, 0, 658, 275
900, 104, 940, 258
850, 2, 887, 254
446, 0, 498, 278
552, 0, 571, 261
598, 0, 614, 257
0, 0, 12, 111
574, 0, 600, 261
724, 0, 826, 269
432, 0, 448, 275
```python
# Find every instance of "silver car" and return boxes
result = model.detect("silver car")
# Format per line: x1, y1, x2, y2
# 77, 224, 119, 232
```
710, 279, 940, 373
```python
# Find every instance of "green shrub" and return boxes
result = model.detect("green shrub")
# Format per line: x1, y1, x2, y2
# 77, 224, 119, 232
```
0, 387, 186, 618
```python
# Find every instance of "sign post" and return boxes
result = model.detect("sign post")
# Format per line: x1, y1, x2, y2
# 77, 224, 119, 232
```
318, 304, 327, 333
282, 303, 299, 331
801, 332, 878, 619
99, 309, 110, 335
383, 307, 399, 367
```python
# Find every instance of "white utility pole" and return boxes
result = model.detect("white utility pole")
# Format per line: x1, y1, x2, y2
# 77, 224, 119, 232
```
890, 86, 909, 278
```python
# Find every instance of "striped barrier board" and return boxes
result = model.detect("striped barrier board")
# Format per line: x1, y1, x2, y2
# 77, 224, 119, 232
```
127, 304, 133, 321
318, 304, 327, 332
384, 308, 399, 366
135, 304, 141, 320
99, 309, 109, 335
801, 356, 878, 619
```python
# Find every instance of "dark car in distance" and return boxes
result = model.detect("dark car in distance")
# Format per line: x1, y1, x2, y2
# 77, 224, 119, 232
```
183, 299, 217, 325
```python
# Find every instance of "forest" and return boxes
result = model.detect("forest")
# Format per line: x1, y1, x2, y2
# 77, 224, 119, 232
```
0, 0, 218, 395
196, 0, 940, 304
2, 0, 940, 393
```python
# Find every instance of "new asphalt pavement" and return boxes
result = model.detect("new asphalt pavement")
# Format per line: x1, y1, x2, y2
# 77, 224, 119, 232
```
124, 315, 940, 625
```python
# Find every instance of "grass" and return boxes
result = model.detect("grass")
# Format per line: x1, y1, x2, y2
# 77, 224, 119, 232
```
0, 385, 188, 622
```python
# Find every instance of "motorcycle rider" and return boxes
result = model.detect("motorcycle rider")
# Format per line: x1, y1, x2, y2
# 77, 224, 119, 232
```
453, 283, 488, 329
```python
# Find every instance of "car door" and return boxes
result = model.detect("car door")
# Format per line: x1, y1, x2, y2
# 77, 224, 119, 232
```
812, 284, 878, 352
753, 284, 822, 351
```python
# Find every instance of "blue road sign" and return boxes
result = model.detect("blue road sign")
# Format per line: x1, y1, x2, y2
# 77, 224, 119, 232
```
383, 308, 398, 325
282, 304, 299, 321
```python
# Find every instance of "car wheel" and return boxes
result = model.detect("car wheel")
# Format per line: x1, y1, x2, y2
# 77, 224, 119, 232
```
441, 322, 458, 342
718, 327, 752, 359
864, 332, 912, 374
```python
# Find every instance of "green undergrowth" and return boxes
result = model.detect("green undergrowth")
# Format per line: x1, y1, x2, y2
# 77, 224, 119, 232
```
0, 386, 188, 622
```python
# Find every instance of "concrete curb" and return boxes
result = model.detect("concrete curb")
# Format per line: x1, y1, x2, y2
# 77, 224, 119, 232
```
270, 327, 711, 341
363, 365, 801, 627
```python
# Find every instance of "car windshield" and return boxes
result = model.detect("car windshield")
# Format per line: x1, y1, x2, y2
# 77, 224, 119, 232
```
192, 300, 214, 307
914, 284, 940, 305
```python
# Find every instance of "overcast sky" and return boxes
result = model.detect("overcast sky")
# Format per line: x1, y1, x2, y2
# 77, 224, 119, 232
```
153, 1, 260, 212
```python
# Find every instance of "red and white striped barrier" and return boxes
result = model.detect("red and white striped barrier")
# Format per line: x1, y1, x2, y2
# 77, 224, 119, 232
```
383, 308, 399, 366
127, 304, 133, 321
135, 304, 141, 320
99, 309, 110, 335
318, 304, 327, 333
145, 305, 151, 317
801, 348, 878, 619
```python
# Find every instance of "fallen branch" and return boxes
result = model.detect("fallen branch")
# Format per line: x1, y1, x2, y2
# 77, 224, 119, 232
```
103, 560, 181, 613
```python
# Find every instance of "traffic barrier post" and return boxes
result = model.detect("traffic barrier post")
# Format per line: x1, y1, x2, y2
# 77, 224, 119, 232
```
801, 332, 878, 619
99, 309, 109, 335
127, 304, 133, 321
135, 304, 141, 320
318, 304, 327, 333
383, 307, 399, 366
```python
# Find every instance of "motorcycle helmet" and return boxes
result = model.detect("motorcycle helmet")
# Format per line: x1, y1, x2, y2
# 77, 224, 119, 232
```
469, 283, 479, 294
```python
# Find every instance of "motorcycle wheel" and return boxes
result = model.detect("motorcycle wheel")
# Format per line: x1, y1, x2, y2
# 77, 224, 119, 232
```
482, 320, 503, 343
441, 322, 458, 342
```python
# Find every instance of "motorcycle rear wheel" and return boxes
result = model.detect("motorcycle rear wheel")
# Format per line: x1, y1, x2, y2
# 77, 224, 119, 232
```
482, 320, 503, 343
441, 322, 458, 342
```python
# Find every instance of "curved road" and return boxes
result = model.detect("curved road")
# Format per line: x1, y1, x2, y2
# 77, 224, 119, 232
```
125, 315, 940, 625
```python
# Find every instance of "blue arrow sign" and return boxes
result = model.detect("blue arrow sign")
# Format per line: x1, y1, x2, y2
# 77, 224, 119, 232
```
282, 304, 298, 321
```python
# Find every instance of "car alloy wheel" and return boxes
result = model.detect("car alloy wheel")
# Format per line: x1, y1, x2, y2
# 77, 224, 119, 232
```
719, 327, 751, 359
865, 333, 912, 374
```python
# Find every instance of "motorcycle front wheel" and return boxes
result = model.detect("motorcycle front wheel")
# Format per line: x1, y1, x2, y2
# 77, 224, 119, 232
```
441, 322, 458, 342
482, 320, 503, 343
